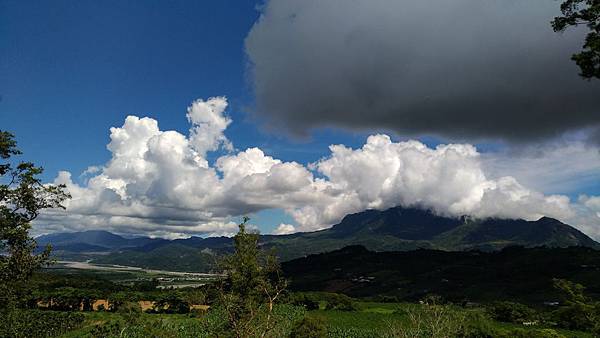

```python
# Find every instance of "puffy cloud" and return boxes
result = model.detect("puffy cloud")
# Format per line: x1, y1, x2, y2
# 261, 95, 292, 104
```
580, 195, 600, 218
297, 135, 574, 230
245, 0, 600, 143
187, 97, 233, 158
273, 223, 296, 235
35, 97, 599, 240
482, 142, 600, 194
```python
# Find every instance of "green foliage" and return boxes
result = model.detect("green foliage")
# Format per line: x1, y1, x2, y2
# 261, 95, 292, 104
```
290, 315, 328, 338
286, 292, 321, 310
552, 0, 600, 79
283, 246, 600, 304
495, 328, 567, 338
553, 278, 588, 305
0, 308, 84, 338
324, 293, 358, 311
550, 278, 600, 332
115, 301, 141, 314
183, 288, 207, 305
85, 314, 209, 338
132, 278, 159, 291
153, 293, 190, 314
386, 297, 468, 338
487, 301, 537, 323
93, 243, 216, 272
217, 217, 288, 337
456, 312, 497, 338
552, 303, 598, 331
0, 131, 70, 308
69, 304, 305, 338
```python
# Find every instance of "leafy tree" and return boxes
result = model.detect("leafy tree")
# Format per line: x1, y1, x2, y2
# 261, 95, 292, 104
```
217, 216, 287, 337
132, 278, 159, 291
552, 0, 600, 79
487, 301, 537, 323
551, 279, 600, 332
0, 131, 70, 308
183, 288, 207, 306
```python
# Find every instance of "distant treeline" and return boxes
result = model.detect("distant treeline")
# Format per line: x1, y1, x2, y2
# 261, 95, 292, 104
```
283, 245, 600, 305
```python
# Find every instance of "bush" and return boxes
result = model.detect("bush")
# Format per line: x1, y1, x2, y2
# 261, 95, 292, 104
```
152, 294, 190, 314
199, 304, 305, 337
288, 293, 320, 310
496, 328, 566, 338
387, 302, 467, 338
552, 302, 597, 331
456, 312, 497, 338
290, 316, 327, 338
324, 294, 357, 311
487, 301, 536, 323
0, 309, 84, 338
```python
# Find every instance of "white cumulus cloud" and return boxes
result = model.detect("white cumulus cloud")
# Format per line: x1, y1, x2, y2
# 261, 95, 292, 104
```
35, 97, 600, 240
273, 223, 296, 235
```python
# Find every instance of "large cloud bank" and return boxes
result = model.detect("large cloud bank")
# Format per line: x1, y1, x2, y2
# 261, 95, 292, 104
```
37, 97, 600, 239
245, 0, 600, 143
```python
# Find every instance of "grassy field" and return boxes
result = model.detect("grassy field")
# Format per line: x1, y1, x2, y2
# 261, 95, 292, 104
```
48, 301, 594, 338
316, 302, 594, 338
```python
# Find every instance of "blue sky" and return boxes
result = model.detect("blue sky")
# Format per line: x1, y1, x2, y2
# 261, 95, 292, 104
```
0, 0, 368, 233
2, 0, 600, 238
0, 0, 376, 174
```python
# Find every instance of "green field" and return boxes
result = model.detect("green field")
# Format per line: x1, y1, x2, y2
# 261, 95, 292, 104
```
30, 301, 589, 338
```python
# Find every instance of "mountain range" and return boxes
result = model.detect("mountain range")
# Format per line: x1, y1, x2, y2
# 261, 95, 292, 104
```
37, 206, 600, 272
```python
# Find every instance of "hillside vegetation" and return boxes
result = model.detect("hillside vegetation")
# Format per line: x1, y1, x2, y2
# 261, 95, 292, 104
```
40, 206, 600, 272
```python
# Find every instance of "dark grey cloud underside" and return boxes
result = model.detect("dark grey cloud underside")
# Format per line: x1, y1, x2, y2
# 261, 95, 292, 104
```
246, 0, 600, 142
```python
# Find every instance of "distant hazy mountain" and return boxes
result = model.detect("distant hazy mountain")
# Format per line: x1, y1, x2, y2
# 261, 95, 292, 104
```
39, 206, 600, 272
36, 230, 166, 252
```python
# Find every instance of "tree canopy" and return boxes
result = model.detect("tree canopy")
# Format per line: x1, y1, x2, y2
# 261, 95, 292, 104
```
218, 217, 287, 337
0, 131, 70, 308
553, 0, 600, 79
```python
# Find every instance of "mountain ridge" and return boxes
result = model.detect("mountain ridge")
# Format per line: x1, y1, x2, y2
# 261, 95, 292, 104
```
38, 206, 600, 272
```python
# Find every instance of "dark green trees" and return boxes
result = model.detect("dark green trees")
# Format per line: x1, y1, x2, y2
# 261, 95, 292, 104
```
0, 131, 70, 308
218, 217, 287, 337
551, 278, 600, 332
553, 0, 600, 79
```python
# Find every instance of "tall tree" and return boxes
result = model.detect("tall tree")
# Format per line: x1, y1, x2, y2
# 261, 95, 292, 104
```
0, 131, 70, 308
218, 217, 287, 338
553, 0, 600, 79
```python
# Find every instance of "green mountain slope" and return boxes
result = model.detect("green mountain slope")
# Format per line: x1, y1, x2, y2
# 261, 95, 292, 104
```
85, 206, 599, 271
281, 245, 600, 304
93, 244, 216, 272
263, 207, 599, 261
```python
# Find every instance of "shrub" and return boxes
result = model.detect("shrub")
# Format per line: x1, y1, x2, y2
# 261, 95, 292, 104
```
290, 316, 327, 338
487, 301, 536, 323
324, 294, 357, 311
456, 312, 497, 338
387, 302, 467, 338
552, 302, 597, 331
288, 293, 320, 310
496, 328, 566, 338
0, 309, 84, 338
